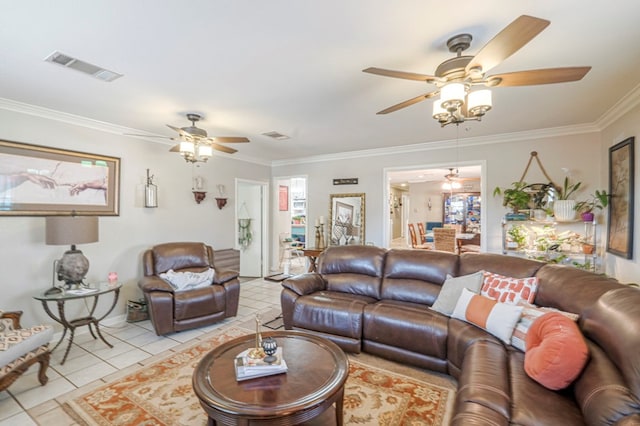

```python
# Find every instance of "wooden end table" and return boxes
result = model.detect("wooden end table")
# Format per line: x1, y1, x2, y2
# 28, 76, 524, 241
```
193, 330, 349, 426
302, 248, 324, 272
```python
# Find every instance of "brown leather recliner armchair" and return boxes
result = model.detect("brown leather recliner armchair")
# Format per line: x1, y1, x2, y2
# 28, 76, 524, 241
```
138, 242, 240, 336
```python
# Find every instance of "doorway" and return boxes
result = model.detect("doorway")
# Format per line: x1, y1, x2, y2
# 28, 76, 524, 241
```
236, 179, 268, 277
383, 162, 486, 249
273, 176, 307, 273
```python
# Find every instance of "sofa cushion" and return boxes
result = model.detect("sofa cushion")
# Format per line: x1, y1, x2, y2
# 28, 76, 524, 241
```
509, 349, 585, 426
320, 245, 386, 299
292, 291, 376, 340
573, 341, 640, 426
173, 285, 226, 321
459, 252, 544, 278
0, 325, 53, 368
151, 242, 211, 274
533, 264, 623, 314
381, 249, 459, 305
431, 271, 484, 316
581, 287, 640, 397
452, 288, 523, 343
481, 271, 538, 304
524, 312, 589, 390
363, 300, 448, 360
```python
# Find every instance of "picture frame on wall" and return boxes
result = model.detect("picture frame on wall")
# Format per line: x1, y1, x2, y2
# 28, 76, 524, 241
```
0, 139, 120, 216
278, 185, 288, 211
607, 136, 634, 259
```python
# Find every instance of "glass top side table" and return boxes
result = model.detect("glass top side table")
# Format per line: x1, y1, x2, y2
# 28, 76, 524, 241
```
33, 282, 122, 364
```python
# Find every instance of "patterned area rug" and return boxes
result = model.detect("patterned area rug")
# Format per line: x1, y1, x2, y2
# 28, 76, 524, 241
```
59, 326, 455, 425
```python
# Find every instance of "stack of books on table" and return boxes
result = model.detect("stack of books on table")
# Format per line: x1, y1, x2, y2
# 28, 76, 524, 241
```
235, 347, 287, 381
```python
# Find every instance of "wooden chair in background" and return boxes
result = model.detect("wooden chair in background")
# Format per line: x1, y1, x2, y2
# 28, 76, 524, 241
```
416, 222, 427, 243
433, 227, 457, 253
408, 224, 432, 250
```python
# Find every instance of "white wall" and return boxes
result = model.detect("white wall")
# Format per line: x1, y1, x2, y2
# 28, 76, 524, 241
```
272, 132, 603, 254
0, 108, 270, 328
4, 103, 639, 330
600, 102, 640, 283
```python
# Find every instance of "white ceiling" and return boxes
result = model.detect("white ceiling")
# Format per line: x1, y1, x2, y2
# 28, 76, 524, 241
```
2, 1, 640, 164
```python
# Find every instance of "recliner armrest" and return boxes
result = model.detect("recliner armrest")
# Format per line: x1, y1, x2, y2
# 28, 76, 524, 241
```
138, 276, 174, 293
281, 273, 326, 296
212, 269, 239, 285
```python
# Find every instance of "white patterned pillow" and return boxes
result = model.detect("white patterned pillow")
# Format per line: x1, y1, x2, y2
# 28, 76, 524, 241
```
452, 288, 523, 343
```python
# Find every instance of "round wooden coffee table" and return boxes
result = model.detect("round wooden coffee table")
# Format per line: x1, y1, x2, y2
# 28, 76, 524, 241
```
193, 330, 349, 426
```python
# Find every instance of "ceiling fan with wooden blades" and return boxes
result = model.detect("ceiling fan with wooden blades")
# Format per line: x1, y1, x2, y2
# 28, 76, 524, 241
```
363, 15, 591, 125
166, 113, 249, 160
126, 113, 249, 162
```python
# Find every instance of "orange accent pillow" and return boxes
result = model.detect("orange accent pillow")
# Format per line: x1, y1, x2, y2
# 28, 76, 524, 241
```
524, 312, 589, 390
481, 272, 538, 304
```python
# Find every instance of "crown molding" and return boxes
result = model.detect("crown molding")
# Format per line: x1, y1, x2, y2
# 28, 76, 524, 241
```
271, 123, 600, 167
595, 82, 640, 130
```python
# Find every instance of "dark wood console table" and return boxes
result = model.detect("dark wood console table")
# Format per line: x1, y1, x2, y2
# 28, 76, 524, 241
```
33, 282, 122, 364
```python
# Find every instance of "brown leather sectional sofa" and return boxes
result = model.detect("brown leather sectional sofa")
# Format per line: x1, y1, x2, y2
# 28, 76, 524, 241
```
281, 245, 640, 425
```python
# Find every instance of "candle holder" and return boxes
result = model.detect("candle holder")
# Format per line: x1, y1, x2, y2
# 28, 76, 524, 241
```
318, 224, 326, 250
247, 314, 266, 359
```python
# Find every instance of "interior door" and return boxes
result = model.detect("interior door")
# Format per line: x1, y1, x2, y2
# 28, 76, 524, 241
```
237, 180, 266, 277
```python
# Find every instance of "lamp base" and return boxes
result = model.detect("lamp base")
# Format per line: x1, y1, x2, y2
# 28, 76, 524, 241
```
57, 248, 90, 285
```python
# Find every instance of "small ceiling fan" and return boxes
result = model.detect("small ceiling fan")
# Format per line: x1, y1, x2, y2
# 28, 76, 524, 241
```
126, 113, 249, 161
363, 15, 591, 118
166, 113, 249, 156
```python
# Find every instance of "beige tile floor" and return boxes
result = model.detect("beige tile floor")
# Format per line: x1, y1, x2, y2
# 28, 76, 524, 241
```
0, 273, 296, 426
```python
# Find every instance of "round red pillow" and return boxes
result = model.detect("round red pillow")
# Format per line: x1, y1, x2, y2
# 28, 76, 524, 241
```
524, 312, 589, 390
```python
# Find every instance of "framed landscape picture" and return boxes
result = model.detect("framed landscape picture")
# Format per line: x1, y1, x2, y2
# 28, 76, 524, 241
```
0, 140, 120, 216
607, 137, 634, 258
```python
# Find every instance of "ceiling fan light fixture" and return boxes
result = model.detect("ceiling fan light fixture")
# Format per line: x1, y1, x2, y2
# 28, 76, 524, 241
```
197, 144, 213, 158
468, 89, 492, 116
440, 83, 465, 111
432, 100, 449, 122
179, 140, 195, 155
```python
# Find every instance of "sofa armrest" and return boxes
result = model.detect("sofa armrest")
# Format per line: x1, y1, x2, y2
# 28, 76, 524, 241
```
212, 269, 239, 285
138, 276, 174, 293
281, 273, 326, 296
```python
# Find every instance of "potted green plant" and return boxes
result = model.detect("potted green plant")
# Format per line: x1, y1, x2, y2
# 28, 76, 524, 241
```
527, 183, 553, 220
553, 177, 582, 222
574, 190, 610, 222
493, 181, 531, 217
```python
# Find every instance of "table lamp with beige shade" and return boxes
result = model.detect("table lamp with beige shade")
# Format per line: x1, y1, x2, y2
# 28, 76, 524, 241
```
45, 215, 99, 295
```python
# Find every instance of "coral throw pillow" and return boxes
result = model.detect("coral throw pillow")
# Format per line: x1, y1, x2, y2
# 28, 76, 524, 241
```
481, 272, 538, 304
452, 288, 523, 343
524, 312, 589, 390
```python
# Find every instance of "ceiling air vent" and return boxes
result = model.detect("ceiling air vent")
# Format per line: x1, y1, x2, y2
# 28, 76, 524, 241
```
262, 131, 290, 140
44, 51, 123, 82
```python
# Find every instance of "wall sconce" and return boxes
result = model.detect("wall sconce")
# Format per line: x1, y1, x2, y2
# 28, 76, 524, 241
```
145, 169, 158, 208
215, 184, 228, 210
192, 175, 206, 204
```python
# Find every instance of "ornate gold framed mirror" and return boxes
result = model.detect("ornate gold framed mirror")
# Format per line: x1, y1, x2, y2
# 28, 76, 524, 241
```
329, 193, 365, 245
